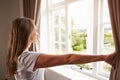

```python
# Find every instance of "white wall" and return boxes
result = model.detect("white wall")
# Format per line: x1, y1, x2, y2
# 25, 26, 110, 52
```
0, 0, 21, 79
44, 66, 98, 80
45, 68, 71, 80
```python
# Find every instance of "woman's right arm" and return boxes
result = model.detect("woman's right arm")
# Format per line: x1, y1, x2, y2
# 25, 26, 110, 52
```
104, 52, 116, 69
34, 53, 106, 70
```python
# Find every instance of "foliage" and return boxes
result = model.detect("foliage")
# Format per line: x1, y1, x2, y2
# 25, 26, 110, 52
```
104, 31, 114, 48
72, 30, 87, 51
76, 64, 93, 70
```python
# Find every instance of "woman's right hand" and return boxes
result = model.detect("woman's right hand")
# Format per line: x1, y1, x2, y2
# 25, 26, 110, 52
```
104, 51, 116, 69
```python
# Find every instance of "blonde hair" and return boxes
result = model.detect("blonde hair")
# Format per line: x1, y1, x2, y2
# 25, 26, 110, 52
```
6, 17, 34, 78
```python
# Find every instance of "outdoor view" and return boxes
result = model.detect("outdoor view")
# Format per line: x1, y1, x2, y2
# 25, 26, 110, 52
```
68, 0, 114, 73
72, 29, 87, 52
104, 26, 114, 48
51, 0, 114, 75
68, 0, 93, 72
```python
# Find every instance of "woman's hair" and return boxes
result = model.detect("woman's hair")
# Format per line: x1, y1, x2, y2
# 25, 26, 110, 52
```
6, 17, 35, 78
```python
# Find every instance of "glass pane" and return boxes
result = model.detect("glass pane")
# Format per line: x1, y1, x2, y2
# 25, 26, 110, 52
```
61, 27, 66, 42
103, 24, 114, 48
54, 27, 59, 41
71, 29, 87, 52
102, 0, 110, 23
51, 0, 64, 4
61, 44, 66, 53
53, 12, 59, 25
53, 8, 65, 42
68, 0, 93, 72
60, 9, 65, 25
55, 43, 59, 54
68, 0, 93, 28
68, 0, 93, 53
53, 8, 65, 25
52, 8, 66, 54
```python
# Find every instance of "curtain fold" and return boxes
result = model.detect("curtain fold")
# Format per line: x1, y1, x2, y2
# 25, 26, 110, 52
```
107, 0, 120, 80
23, 0, 41, 51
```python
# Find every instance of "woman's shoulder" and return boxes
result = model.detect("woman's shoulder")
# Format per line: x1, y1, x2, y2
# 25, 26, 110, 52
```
18, 50, 40, 64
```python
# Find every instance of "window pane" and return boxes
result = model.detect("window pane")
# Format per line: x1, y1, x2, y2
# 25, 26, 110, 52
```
103, 24, 114, 48
54, 27, 59, 41
69, 0, 93, 52
55, 43, 59, 54
68, 0, 93, 72
52, 8, 66, 54
61, 27, 66, 42
71, 29, 87, 52
53, 9, 65, 25
102, 0, 110, 23
61, 44, 66, 53
53, 11, 59, 25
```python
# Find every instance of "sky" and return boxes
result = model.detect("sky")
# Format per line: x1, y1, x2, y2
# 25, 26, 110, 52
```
68, 0, 93, 29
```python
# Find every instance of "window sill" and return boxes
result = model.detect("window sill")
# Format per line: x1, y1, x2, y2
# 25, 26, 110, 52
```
45, 66, 109, 80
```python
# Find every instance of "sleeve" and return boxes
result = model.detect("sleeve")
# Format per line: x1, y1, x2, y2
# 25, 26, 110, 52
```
18, 51, 40, 72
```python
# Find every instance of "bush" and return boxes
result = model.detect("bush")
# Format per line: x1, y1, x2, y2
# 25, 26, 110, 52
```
104, 31, 114, 47
72, 45, 84, 51
72, 29, 87, 51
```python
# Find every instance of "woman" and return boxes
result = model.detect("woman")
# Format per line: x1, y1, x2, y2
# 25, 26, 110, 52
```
6, 17, 115, 80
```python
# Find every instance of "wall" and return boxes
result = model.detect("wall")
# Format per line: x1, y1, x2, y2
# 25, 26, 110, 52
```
0, 0, 21, 79
45, 68, 71, 80
44, 66, 98, 80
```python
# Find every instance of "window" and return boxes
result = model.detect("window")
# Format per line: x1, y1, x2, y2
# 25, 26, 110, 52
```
40, 0, 114, 79
52, 8, 66, 54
